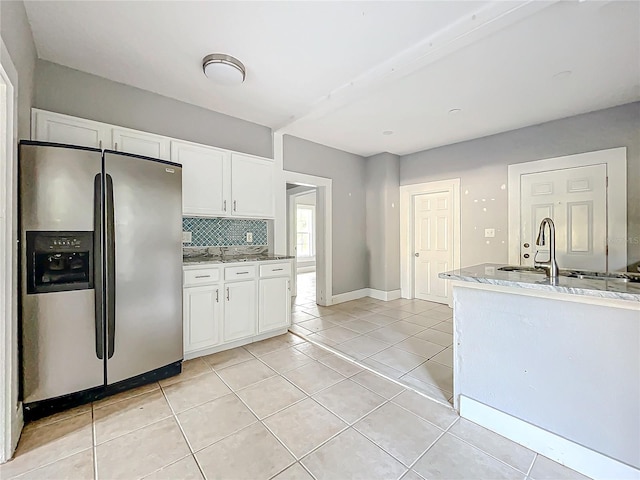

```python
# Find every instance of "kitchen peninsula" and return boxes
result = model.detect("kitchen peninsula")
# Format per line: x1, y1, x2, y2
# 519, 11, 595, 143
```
440, 264, 640, 480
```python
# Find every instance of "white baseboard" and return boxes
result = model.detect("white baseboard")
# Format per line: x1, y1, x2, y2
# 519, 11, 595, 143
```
368, 289, 401, 301
331, 289, 369, 304
296, 266, 316, 274
460, 395, 640, 480
184, 327, 289, 361
332, 288, 402, 304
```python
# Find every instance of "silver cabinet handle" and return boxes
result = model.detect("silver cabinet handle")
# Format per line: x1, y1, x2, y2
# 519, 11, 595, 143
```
99, 140, 103, 150
226, 287, 230, 301
236, 271, 249, 275
273, 268, 283, 271
223, 200, 227, 212
195, 275, 210, 278
216, 289, 219, 303
287, 280, 290, 291
233, 200, 237, 212
114, 142, 118, 151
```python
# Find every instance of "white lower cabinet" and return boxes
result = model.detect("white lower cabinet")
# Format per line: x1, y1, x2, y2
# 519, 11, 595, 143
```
183, 259, 292, 358
183, 284, 221, 353
223, 280, 257, 342
259, 277, 291, 333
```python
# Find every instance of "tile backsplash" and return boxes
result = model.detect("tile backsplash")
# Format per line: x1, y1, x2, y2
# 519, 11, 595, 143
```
182, 217, 268, 247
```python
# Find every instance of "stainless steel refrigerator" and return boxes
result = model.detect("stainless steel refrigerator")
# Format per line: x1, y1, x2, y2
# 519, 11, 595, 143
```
19, 141, 183, 419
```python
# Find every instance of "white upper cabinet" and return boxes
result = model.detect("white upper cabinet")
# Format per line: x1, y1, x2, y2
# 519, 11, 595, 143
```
172, 141, 230, 217
31, 109, 277, 220
32, 109, 109, 149
112, 127, 170, 160
231, 153, 275, 218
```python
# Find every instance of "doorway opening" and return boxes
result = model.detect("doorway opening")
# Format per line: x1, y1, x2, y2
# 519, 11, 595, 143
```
287, 184, 318, 304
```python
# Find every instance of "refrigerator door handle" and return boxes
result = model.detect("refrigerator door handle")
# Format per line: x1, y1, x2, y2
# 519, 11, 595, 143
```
94, 174, 104, 360
105, 173, 116, 359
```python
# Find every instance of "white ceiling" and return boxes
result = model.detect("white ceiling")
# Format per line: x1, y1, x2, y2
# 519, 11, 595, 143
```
24, 1, 640, 157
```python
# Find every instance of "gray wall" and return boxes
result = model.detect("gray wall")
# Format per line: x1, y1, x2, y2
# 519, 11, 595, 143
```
0, 0, 36, 457
401, 102, 640, 271
283, 135, 367, 295
34, 60, 273, 158
366, 153, 400, 292
1, 0, 36, 140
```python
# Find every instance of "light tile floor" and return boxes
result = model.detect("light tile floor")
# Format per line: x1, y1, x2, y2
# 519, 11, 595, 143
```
1, 333, 591, 480
291, 274, 455, 404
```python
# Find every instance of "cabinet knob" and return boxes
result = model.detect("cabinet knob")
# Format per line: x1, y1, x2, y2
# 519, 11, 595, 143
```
524, 243, 530, 248
523, 253, 530, 259
414, 253, 420, 257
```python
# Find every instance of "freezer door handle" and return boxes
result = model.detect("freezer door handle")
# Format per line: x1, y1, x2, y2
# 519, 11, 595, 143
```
94, 174, 105, 360
105, 173, 116, 359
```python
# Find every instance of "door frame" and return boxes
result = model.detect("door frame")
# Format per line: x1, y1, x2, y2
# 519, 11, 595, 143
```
0, 38, 21, 463
508, 148, 627, 272
400, 179, 461, 303
287, 186, 317, 287
282, 172, 332, 306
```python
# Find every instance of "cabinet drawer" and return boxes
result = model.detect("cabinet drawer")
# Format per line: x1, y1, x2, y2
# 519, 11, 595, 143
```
260, 263, 291, 278
225, 265, 257, 281
184, 268, 220, 286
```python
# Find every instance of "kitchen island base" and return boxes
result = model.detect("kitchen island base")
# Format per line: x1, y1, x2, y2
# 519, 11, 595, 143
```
452, 282, 639, 480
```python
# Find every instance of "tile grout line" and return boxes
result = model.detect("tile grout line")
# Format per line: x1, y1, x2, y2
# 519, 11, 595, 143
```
156, 380, 207, 479
292, 331, 454, 409
91, 403, 98, 480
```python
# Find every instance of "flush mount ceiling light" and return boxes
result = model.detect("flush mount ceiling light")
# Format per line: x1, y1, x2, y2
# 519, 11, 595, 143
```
202, 54, 246, 85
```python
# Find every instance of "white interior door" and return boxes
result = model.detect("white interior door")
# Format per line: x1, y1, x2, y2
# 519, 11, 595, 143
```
520, 164, 607, 271
413, 192, 453, 303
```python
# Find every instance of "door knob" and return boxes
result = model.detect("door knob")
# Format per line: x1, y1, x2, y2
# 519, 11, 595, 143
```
414, 253, 420, 257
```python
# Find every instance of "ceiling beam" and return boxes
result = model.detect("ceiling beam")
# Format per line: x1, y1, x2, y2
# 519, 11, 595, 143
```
275, 0, 558, 135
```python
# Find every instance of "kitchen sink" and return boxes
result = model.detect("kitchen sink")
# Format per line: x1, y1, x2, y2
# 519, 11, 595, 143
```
498, 266, 640, 283
497, 266, 546, 273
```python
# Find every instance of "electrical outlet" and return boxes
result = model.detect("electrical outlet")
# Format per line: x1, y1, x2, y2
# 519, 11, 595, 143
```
484, 228, 495, 238
246, 232, 253, 243
182, 231, 192, 243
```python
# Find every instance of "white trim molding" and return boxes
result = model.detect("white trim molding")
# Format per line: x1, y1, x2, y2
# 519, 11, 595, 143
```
332, 288, 402, 304
460, 395, 640, 480
508, 147, 627, 272
367, 289, 401, 302
400, 179, 461, 304
0, 37, 21, 464
280, 168, 333, 306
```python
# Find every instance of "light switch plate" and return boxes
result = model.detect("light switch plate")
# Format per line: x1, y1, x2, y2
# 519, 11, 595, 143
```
246, 232, 253, 243
484, 228, 495, 238
182, 231, 192, 243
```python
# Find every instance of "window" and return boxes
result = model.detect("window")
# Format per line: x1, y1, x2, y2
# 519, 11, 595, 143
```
296, 205, 315, 258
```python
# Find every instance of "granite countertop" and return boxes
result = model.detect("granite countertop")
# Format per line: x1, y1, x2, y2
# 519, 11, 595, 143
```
183, 254, 294, 265
439, 263, 640, 302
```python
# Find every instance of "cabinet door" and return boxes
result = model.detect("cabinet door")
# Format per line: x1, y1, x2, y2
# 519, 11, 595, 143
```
223, 281, 257, 342
259, 277, 291, 333
172, 141, 230, 216
32, 109, 109, 148
183, 285, 221, 353
112, 127, 170, 160
231, 153, 275, 218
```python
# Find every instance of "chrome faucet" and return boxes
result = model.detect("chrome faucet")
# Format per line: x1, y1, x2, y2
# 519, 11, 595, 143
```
534, 217, 559, 280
